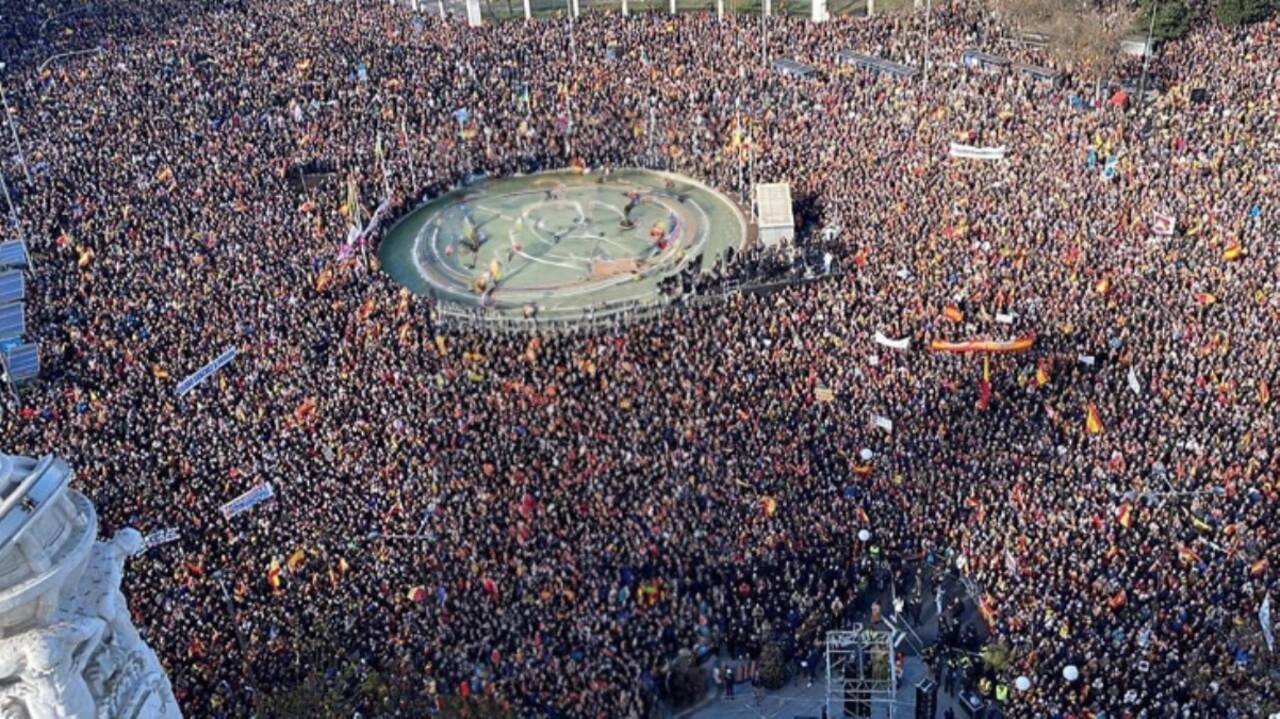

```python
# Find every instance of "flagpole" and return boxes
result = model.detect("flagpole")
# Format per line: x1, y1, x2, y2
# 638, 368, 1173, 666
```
212, 570, 249, 656
735, 96, 744, 202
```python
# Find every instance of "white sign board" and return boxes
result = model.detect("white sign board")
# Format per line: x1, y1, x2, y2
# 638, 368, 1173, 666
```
176, 347, 238, 397
143, 528, 181, 551
220, 482, 275, 520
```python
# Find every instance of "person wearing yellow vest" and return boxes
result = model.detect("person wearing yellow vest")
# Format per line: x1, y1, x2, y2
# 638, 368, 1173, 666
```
995, 683, 1009, 702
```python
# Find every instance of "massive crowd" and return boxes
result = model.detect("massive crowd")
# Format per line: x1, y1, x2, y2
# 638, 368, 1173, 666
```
2, 0, 1278, 716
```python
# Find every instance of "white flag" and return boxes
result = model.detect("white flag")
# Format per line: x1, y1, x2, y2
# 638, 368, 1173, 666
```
872, 415, 893, 433
1262, 593, 1275, 654
1128, 366, 1141, 395
1078, 354, 1096, 366
873, 332, 910, 351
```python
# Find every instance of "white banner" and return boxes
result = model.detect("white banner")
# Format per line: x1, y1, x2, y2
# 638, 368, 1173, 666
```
995, 312, 1016, 325
1128, 366, 1142, 395
338, 199, 393, 260
872, 415, 893, 433
175, 347, 239, 397
1262, 593, 1274, 654
1151, 212, 1176, 237
1078, 354, 1096, 366
143, 528, 180, 551
949, 143, 1007, 161
873, 332, 910, 351
220, 482, 275, 520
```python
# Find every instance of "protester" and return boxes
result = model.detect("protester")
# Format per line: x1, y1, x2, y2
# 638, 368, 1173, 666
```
1, 0, 1277, 716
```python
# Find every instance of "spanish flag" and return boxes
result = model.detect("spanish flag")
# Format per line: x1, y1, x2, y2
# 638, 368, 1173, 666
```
1116, 502, 1133, 529
434, 335, 448, 356
943, 305, 964, 323
760, 496, 778, 518
1095, 277, 1111, 296
1222, 243, 1243, 261
978, 594, 997, 630
1260, 380, 1270, 406
356, 297, 376, 322
1195, 292, 1217, 306
1085, 402, 1104, 435
1107, 589, 1127, 611
1177, 545, 1200, 565
267, 559, 283, 592
407, 585, 428, 603
1249, 558, 1268, 576
1034, 359, 1051, 387
315, 268, 334, 292
295, 396, 318, 422
1191, 516, 1213, 533
286, 549, 307, 572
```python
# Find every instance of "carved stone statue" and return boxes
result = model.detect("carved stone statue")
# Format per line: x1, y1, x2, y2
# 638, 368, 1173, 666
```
0, 453, 181, 719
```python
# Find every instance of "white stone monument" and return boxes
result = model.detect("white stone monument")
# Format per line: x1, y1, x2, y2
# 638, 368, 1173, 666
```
0, 452, 181, 719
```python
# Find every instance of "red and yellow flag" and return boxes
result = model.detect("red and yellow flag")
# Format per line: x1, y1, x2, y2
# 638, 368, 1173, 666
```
760, 496, 778, 518
1034, 359, 1051, 387
286, 549, 307, 572
978, 594, 997, 630
1085, 403, 1104, 435
976, 356, 992, 411
1116, 502, 1132, 529
267, 559, 283, 592
943, 305, 964, 323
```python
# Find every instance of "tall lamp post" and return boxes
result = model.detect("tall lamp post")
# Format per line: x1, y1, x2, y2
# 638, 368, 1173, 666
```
0, 63, 30, 183
922, 0, 932, 89
1136, 1, 1157, 109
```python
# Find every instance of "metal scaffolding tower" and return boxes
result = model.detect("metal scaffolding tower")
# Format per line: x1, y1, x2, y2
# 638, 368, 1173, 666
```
825, 625, 899, 718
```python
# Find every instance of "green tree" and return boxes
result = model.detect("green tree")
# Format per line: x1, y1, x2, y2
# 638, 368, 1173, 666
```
666, 654, 708, 708
1138, 0, 1193, 42
980, 642, 1013, 672
757, 642, 788, 690
1214, 0, 1270, 25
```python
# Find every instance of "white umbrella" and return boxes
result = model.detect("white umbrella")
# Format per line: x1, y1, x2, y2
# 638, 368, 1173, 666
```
1015, 676, 1031, 691
1063, 665, 1079, 682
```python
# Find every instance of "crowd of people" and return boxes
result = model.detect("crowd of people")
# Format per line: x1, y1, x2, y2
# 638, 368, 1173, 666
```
2, 0, 1278, 716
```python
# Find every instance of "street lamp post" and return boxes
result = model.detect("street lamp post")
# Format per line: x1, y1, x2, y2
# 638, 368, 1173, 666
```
0, 64, 30, 183
922, 0, 932, 89
1136, 1, 1157, 109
